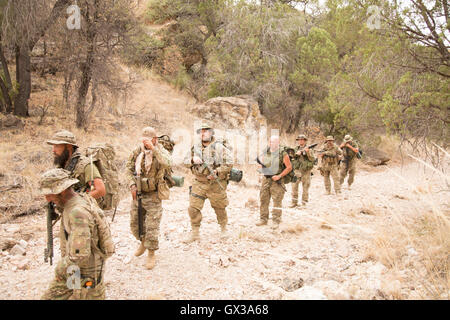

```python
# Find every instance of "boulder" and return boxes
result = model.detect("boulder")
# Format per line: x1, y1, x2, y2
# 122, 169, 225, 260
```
362, 146, 391, 166
190, 96, 267, 133
1, 115, 24, 129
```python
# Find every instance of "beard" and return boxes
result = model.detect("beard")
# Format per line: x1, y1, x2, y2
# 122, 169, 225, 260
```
53, 147, 70, 168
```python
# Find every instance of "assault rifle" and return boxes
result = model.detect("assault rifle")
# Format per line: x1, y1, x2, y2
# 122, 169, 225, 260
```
192, 147, 224, 191
44, 202, 58, 265
134, 173, 144, 240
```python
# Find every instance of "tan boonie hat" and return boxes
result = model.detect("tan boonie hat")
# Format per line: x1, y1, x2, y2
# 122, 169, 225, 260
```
46, 130, 77, 147
39, 168, 79, 195
344, 134, 352, 142
196, 121, 214, 134
296, 134, 307, 140
326, 136, 334, 141
142, 127, 157, 139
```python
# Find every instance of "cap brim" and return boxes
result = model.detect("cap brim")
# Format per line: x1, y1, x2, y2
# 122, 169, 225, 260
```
40, 178, 79, 195
46, 140, 78, 147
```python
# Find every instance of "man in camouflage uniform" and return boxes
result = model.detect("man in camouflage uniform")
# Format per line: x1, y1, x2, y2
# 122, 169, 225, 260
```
40, 168, 107, 300
339, 134, 360, 190
257, 135, 293, 228
290, 134, 315, 207
318, 136, 342, 195
126, 127, 172, 270
183, 122, 233, 243
47, 130, 106, 201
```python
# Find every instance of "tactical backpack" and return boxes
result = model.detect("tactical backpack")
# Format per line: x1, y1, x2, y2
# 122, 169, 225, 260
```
82, 194, 115, 259
85, 143, 120, 211
157, 135, 184, 188
281, 146, 297, 184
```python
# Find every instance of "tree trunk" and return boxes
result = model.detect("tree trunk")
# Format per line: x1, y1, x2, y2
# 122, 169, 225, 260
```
13, 46, 31, 117
0, 77, 12, 114
0, 41, 13, 90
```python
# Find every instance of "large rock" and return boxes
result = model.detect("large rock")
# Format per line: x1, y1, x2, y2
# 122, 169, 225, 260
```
10, 244, 26, 256
1, 115, 24, 129
190, 96, 267, 133
362, 146, 391, 166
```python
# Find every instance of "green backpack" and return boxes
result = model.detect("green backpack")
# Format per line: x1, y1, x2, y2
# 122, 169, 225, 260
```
281, 146, 297, 184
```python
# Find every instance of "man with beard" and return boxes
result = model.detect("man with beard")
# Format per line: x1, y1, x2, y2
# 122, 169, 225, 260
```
183, 122, 233, 243
47, 130, 106, 200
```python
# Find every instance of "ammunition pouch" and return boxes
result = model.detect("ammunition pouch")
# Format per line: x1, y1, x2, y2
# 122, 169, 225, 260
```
139, 177, 156, 193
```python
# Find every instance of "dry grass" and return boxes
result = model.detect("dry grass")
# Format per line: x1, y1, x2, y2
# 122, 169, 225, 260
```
366, 159, 450, 299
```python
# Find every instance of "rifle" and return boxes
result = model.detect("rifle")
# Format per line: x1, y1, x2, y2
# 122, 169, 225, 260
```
294, 143, 318, 157
44, 202, 57, 265
135, 173, 144, 240
192, 148, 224, 191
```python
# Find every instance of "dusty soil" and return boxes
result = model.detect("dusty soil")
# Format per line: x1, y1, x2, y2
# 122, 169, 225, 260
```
0, 73, 448, 300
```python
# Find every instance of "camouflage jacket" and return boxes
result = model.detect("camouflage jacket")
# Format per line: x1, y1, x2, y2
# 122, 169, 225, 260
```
184, 138, 233, 180
342, 141, 359, 161
60, 150, 102, 193
320, 143, 342, 168
126, 143, 172, 189
57, 194, 104, 280
293, 146, 315, 172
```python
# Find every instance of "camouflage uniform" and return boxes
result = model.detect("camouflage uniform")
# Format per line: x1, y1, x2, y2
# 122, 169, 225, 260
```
340, 135, 359, 187
47, 130, 103, 200
184, 136, 233, 231
291, 135, 315, 206
319, 137, 342, 194
126, 142, 172, 251
259, 147, 289, 224
39, 169, 106, 300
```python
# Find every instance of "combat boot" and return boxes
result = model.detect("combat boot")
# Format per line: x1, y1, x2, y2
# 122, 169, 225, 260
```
255, 220, 268, 226
289, 203, 298, 208
145, 250, 156, 270
134, 242, 146, 257
220, 224, 228, 239
183, 227, 200, 243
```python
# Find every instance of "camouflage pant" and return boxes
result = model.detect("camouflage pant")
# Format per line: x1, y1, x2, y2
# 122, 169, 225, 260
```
41, 261, 105, 300
322, 165, 341, 194
130, 191, 163, 251
291, 169, 311, 204
340, 158, 357, 186
188, 178, 229, 228
260, 177, 286, 223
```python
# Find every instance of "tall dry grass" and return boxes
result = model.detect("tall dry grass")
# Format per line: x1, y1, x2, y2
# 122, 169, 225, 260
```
365, 154, 449, 299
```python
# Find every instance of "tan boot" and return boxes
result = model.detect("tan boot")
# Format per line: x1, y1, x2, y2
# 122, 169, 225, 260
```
255, 220, 268, 226
134, 242, 146, 257
145, 250, 156, 270
183, 227, 200, 244
289, 203, 298, 208
220, 224, 228, 238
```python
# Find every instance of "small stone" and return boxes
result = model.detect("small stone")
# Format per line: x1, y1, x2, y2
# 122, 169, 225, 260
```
18, 240, 28, 249
10, 244, 26, 256
5, 224, 21, 234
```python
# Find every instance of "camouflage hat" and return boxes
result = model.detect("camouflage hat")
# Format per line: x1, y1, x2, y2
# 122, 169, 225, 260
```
326, 135, 334, 141
142, 127, 157, 139
39, 168, 79, 195
344, 134, 352, 142
46, 130, 78, 147
196, 121, 214, 134
296, 134, 307, 140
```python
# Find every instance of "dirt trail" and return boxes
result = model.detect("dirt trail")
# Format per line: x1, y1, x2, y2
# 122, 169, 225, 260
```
0, 76, 448, 300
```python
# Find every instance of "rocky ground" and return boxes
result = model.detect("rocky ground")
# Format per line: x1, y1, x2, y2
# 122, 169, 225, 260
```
0, 160, 447, 300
